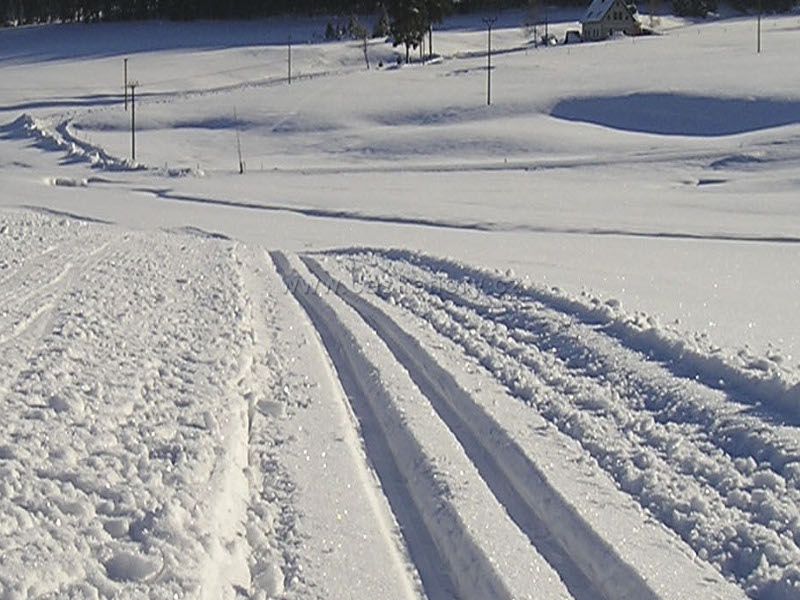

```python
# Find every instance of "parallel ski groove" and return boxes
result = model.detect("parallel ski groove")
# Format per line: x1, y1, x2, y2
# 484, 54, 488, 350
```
302, 255, 665, 600
370, 256, 800, 505
272, 251, 509, 600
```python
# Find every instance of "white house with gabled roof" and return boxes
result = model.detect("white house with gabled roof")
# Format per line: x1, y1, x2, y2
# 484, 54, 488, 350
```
582, 0, 640, 41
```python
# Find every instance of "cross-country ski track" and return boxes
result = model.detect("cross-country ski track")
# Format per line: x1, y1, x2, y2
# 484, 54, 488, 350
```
270, 249, 762, 600
1, 211, 798, 599
3, 12, 800, 600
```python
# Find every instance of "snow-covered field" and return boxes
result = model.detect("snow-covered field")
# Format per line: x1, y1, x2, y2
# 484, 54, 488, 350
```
1, 9, 799, 600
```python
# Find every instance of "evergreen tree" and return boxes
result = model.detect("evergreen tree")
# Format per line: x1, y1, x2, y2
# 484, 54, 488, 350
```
672, 0, 717, 16
373, 4, 390, 37
387, 0, 427, 62
325, 19, 339, 39
729, 0, 794, 12
348, 13, 367, 39
421, 0, 451, 57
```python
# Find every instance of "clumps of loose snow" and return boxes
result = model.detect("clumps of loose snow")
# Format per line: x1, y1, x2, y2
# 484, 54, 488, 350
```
0, 210, 295, 599
334, 248, 800, 419
104, 550, 163, 582
153, 164, 207, 178
47, 176, 89, 188
327, 248, 800, 599
2, 114, 141, 171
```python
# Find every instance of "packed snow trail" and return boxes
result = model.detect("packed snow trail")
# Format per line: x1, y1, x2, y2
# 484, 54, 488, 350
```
0, 212, 259, 598
273, 252, 570, 600
0, 217, 789, 600
317, 250, 800, 600
271, 251, 462, 600
0, 212, 319, 600
272, 250, 746, 600
300, 256, 646, 600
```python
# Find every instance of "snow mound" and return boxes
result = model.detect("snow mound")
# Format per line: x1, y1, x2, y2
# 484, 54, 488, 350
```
1, 114, 141, 171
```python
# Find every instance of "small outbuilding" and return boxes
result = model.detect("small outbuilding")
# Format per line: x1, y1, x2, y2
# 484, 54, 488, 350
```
582, 0, 640, 41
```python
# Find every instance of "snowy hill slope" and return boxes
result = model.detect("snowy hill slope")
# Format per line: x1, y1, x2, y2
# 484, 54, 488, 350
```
1, 13, 799, 358
1, 10, 799, 600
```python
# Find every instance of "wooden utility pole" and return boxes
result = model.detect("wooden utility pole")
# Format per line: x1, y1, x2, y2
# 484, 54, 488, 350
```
234, 107, 244, 174
757, 0, 762, 53
124, 58, 128, 111
288, 35, 292, 84
128, 81, 138, 162
483, 17, 497, 106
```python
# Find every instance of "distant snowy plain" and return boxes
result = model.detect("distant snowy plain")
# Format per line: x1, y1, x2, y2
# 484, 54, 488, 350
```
0, 9, 799, 600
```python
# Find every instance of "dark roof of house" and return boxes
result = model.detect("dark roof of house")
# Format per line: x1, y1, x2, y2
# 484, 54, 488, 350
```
583, 0, 621, 22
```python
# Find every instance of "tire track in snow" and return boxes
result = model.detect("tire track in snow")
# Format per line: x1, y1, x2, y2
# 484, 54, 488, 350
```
301, 256, 667, 600
335, 252, 800, 599
0, 235, 122, 343
0, 241, 68, 300
0, 232, 102, 308
0, 257, 82, 348
390, 257, 800, 479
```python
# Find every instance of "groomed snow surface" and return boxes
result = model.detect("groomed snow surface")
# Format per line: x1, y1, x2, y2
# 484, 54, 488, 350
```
1, 8, 799, 600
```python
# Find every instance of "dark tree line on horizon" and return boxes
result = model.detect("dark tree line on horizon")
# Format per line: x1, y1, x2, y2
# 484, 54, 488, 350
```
0, 0, 521, 22
0, 0, 794, 26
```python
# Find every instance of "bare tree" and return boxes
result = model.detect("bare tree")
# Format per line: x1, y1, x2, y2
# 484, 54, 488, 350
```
523, 0, 541, 46
649, 0, 662, 27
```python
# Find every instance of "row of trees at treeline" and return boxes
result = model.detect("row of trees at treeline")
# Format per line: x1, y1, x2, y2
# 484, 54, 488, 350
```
318, 2, 451, 63
1, 0, 525, 23
1, 0, 796, 29
673, 0, 795, 16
